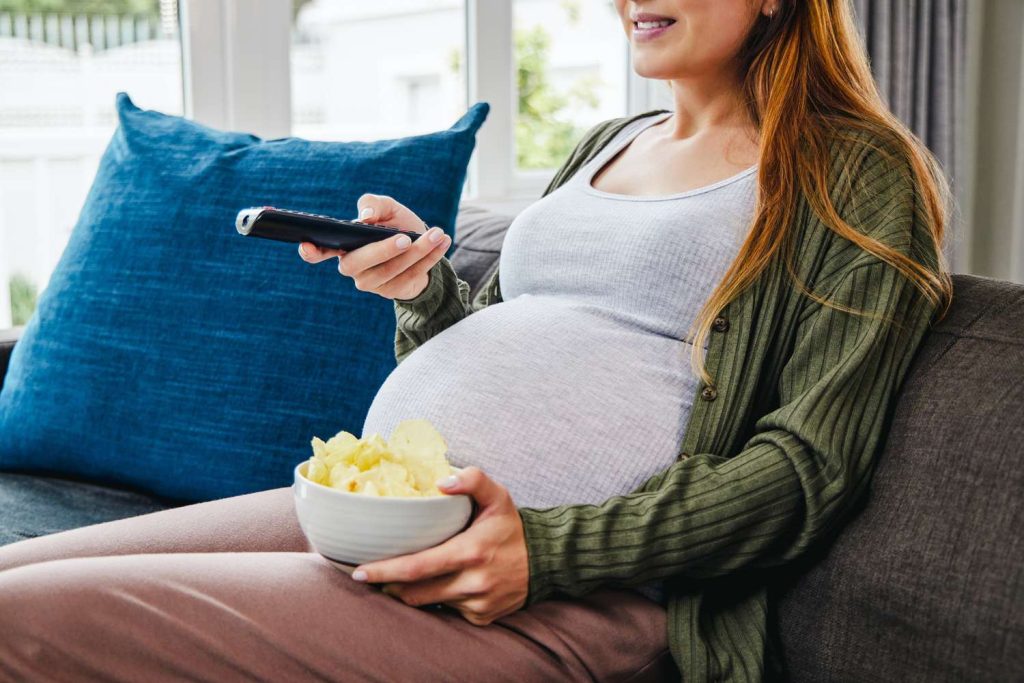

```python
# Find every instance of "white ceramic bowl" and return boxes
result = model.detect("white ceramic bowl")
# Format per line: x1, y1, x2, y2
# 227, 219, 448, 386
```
293, 461, 473, 566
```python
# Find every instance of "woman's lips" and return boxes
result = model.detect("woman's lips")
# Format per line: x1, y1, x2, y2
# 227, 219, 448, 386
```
632, 19, 676, 42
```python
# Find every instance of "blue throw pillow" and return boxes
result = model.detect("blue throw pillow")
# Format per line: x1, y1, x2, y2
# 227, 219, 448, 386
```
0, 92, 488, 502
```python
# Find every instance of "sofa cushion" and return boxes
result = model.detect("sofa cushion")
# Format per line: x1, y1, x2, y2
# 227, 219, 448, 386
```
771, 274, 1024, 681
0, 327, 18, 393
450, 202, 515, 297
0, 472, 177, 546
0, 92, 488, 502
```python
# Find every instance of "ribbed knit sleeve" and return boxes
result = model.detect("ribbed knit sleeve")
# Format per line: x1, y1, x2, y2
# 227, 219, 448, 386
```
393, 258, 473, 365
517, 148, 941, 605
393, 255, 505, 365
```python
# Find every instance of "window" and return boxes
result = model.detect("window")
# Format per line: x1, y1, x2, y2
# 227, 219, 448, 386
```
0, 0, 656, 328
0, 0, 183, 328
513, 0, 628, 171
290, 1, 467, 142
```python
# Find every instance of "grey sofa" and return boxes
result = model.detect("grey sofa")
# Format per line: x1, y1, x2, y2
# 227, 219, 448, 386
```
1, 203, 1021, 681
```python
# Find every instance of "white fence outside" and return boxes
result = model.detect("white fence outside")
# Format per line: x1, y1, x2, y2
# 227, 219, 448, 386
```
0, 26, 183, 328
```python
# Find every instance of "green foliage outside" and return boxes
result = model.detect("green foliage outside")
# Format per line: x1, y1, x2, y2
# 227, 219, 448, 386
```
0, 0, 157, 13
446, 1, 602, 170
9, 273, 38, 327
514, 2, 601, 170
293, 0, 313, 24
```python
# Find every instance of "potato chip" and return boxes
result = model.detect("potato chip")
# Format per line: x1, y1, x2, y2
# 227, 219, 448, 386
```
316, 431, 361, 470
306, 456, 329, 485
302, 419, 453, 497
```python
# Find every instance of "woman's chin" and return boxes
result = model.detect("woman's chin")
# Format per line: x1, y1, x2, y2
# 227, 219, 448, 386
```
629, 59, 677, 82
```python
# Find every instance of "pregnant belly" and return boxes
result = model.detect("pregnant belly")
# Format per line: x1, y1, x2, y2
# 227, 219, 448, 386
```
362, 294, 700, 509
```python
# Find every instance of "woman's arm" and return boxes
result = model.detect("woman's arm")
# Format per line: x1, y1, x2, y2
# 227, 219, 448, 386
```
516, 148, 942, 604
393, 258, 500, 364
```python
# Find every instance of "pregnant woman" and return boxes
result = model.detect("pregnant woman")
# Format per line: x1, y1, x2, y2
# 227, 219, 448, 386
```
0, 1, 953, 681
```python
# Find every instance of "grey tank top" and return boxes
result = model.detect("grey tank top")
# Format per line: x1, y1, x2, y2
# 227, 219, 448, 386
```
362, 112, 757, 602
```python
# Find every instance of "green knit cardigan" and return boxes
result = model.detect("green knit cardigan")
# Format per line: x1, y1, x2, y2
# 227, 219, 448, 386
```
391, 110, 942, 682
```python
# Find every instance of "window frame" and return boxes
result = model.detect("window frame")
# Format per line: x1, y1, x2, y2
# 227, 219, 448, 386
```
177, 0, 668, 209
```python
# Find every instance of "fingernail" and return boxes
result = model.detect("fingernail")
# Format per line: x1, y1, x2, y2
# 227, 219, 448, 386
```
437, 474, 458, 490
395, 235, 411, 249
352, 569, 367, 581
429, 228, 444, 244
298, 244, 308, 258
360, 207, 374, 219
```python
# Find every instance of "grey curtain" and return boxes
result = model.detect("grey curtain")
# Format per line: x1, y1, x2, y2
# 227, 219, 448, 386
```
851, 0, 967, 181
850, 0, 968, 268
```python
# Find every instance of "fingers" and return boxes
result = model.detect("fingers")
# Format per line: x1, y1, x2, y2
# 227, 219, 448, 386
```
297, 242, 344, 264
354, 193, 396, 224
354, 534, 481, 584
339, 226, 447, 280
439, 466, 506, 510
381, 577, 507, 626
381, 573, 463, 608
349, 229, 450, 293
355, 193, 429, 234
297, 227, 440, 271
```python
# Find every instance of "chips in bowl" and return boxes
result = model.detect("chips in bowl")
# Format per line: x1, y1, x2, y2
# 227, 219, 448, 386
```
301, 419, 453, 498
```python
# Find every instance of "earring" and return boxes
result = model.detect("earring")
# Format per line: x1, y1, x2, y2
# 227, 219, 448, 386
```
769, 8, 775, 18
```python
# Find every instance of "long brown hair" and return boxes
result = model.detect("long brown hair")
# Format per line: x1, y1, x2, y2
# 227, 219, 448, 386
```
686, 0, 954, 387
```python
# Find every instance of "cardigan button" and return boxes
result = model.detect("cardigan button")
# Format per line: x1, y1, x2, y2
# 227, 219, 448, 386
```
701, 385, 718, 401
677, 451, 690, 461
712, 315, 730, 332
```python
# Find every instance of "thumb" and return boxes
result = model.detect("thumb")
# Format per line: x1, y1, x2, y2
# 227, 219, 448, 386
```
354, 193, 429, 234
354, 193, 396, 223
437, 466, 505, 509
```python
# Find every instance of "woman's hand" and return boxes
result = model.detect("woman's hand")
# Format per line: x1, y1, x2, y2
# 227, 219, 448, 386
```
297, 193, 452, 302
350, 466, 530, 626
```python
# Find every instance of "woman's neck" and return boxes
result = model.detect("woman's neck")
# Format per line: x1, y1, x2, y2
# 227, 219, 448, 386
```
661, 67, 754, 141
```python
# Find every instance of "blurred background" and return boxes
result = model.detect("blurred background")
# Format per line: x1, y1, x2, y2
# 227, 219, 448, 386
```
0, 0, 1020, 327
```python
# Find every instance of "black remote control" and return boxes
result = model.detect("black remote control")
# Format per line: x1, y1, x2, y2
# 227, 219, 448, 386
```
235, 206, 424, 251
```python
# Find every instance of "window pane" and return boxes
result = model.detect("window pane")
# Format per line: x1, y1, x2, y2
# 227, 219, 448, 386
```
0, 0, 183, 328
514, 0, 627, 171
291, 1, 467, 142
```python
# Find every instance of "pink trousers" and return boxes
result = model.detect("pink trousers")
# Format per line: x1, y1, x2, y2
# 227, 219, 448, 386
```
0, 486, 673, 682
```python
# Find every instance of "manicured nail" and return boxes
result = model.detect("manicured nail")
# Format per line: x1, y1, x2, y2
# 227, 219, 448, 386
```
298, 244, 308, 258
429, 228, 444, 243
395, 235, 411, 249
352, 569, 367, 581
360, 207, 374, 219
437, 474, 458, 490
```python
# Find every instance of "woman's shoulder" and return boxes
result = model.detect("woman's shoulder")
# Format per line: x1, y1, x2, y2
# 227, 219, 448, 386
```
822, 123, 916, 197
809, 122, 941, 274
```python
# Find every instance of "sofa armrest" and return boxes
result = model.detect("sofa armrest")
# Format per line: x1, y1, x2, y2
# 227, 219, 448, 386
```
0, 326, 22, 391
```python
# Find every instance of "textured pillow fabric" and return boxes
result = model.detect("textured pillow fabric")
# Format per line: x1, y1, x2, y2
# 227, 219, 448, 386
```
0, 92, 488, 502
